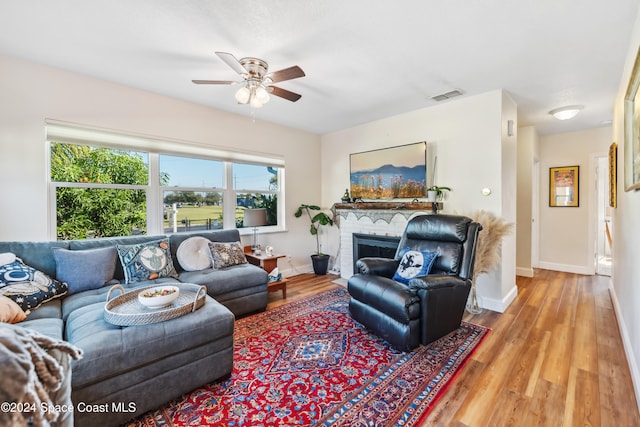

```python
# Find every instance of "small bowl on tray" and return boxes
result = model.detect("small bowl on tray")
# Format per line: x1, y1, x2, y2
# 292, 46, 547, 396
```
138, 285, 180, 308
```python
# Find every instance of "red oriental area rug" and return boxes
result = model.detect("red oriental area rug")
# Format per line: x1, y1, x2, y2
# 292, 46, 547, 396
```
126, 288, 488, 426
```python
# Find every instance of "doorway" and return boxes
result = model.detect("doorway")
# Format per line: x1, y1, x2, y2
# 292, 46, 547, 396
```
532, 160, 539, 269
596, 156, 612, 276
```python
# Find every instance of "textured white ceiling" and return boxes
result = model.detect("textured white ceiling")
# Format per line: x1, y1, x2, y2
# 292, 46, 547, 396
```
0, 0, 637, 135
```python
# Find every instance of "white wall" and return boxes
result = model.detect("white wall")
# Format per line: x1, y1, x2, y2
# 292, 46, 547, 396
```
537, 127, 612, 274
612, 5, 640, 409
320, 90, 518, 312
497, 91, 518, 309
0, 55, 322, 274
516, 126, 537, 277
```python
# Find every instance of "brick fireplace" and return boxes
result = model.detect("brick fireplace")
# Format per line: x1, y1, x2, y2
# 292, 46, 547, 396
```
332, 202, 438, 279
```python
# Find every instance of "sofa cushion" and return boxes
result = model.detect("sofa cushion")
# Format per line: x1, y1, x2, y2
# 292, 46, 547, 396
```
0, 258, 68, 311
176, 236, 212, 271
19, 317, 65, 341
392, 248, 438, 284
208, 241, 247, 269
0, 295, 27, 323
64, 295, 234, 391
52, 246, 118, 295
116, 238, 178, 284
179, 263, 267, 296
24, 299, 62, 321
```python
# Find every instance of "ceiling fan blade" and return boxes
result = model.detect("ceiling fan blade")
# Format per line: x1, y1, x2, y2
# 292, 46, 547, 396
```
215, 51, 248, 75
192, 79, 235, 85
268, 65, 305, 84
270, 86, 302, 102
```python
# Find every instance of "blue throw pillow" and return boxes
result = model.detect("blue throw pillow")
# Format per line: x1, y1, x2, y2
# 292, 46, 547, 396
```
116, 238, 178, 284
392, 248, 438, 284
0, 258, 68, 311
52, 246, 118, 295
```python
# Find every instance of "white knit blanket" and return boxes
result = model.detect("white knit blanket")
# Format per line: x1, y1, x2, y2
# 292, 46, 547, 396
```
0, 325, 82, 427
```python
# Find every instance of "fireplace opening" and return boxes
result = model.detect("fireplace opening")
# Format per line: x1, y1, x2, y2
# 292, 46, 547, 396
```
352, 233, 400, 272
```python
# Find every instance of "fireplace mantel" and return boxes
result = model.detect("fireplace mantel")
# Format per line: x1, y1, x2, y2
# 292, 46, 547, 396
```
332, 202, 441, 224
332, 201, 440, 211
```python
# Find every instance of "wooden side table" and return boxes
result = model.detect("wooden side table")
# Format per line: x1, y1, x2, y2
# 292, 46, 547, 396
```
244, 246, 288, 298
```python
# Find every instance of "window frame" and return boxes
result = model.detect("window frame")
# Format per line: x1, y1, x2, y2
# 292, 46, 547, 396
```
46, 123, 285, 240
231, 161, 282, 231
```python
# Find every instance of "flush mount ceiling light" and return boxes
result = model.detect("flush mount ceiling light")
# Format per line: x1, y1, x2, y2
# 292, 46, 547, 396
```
193, 52, 305, 108
549, 105, 584, 120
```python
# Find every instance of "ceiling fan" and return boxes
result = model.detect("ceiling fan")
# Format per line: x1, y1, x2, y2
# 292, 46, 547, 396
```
192, 52, 305, 108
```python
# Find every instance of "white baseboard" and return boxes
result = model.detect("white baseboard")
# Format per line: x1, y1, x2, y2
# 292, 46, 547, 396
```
280, 263, 312, 278
516, 267, 534, 277
332, 277, 348, 287
537, 261, 593, 275
608, 279, 640, 414
479, 284, 518, 313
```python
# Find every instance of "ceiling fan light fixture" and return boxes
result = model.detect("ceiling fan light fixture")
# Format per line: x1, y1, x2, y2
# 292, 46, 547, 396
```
255, 86, 270, 104
549, 105, 584, 120
194, 52, 304, 106
235, 86, 251, 104
249, 93, 263, 109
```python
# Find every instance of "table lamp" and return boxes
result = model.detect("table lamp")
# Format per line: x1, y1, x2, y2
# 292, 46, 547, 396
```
243, 208, 267, 252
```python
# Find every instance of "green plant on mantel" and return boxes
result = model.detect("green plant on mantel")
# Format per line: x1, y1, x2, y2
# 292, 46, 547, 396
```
428, 186, 452, 201
293, 204, 334, 255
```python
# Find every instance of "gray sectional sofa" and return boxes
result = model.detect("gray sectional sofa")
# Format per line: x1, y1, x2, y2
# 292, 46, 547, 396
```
0, 229, 268, 426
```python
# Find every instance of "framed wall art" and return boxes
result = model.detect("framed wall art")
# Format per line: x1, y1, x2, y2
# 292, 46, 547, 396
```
609, 142, 617, 208
549, 165, 579, 207
624, 46, 640, 191
349, 142, 427, 199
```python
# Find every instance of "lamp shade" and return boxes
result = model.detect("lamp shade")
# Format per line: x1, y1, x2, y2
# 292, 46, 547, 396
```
243, 208, 267, 227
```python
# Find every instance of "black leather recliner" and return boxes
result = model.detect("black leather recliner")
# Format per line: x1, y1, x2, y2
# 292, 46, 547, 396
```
347, 214, 482, 352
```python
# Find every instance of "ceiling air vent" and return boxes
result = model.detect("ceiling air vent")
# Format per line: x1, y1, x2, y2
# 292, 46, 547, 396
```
431, 89, 464, 102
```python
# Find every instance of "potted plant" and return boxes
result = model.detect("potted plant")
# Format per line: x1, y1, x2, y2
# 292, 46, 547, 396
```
294, 204, 334, 275
427, 186, 451, 202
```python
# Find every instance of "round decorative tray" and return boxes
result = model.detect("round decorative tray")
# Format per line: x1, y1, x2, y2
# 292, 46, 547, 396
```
104, 283, 207, 326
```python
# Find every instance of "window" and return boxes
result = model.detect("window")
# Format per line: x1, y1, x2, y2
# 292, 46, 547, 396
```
159, 155, 225, 233
47, 123, 285, 240
50, 142, 149, 240
233, 163, 280, 229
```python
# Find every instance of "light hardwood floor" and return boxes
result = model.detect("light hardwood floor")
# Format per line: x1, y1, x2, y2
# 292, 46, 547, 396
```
266, 270, 640, 426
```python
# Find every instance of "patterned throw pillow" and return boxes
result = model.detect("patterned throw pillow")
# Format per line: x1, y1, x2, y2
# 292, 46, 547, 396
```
208, 241, 247, 270
392, 248, 438, 285
116, 238, 178, 284
0, 258, 68, 311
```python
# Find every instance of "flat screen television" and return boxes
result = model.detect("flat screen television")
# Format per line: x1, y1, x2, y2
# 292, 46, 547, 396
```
349, 141, 427, 200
